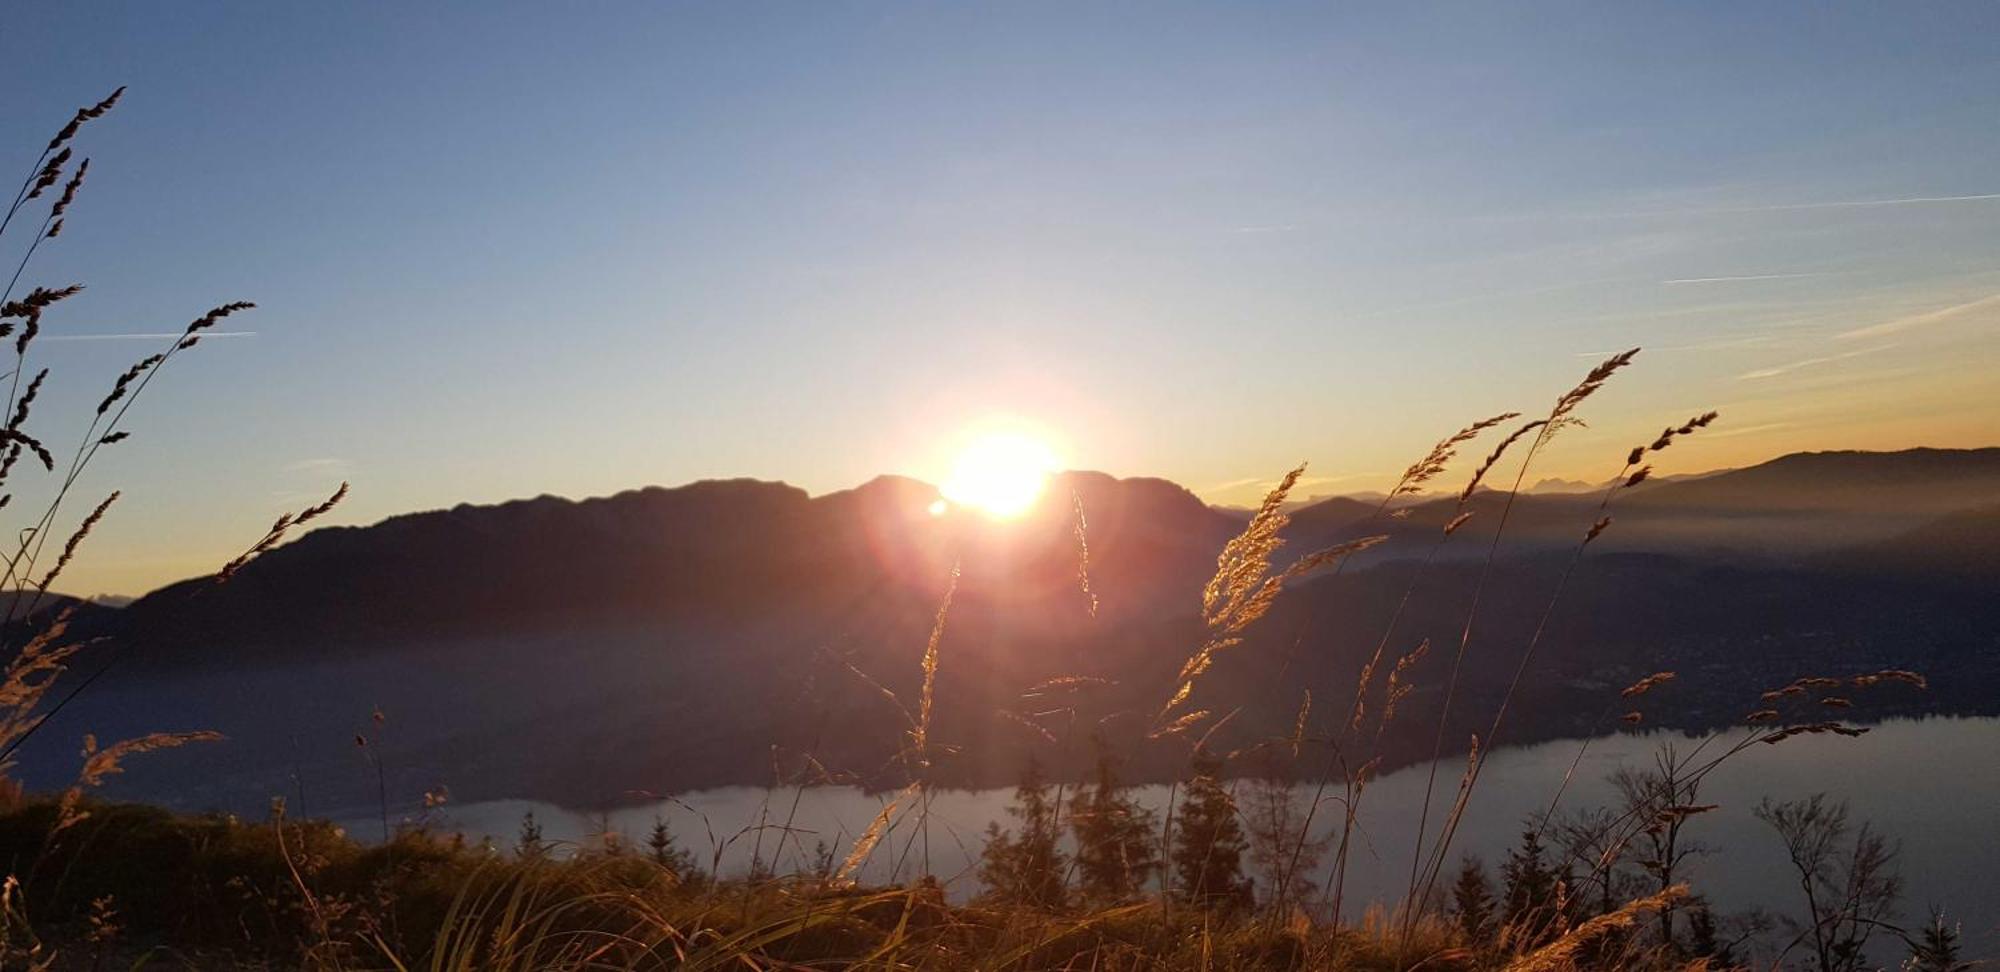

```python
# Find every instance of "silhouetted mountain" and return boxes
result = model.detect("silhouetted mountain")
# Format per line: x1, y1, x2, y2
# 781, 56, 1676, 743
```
15, 447, 1997, 817
1280, 447, 2000, 562
1528, 477, 1598, 493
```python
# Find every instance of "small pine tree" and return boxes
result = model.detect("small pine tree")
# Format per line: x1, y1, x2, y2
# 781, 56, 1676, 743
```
1171, 750, 1251, 912
810, 839, 837, 882
1071, 735, 1159, 904
978, 757, 1068, 909
1686, 898, 1737, 967
1452, 854, 1497, 945
1242, 748, 1331, 914
590, 811, 626, 857
1501, 826, 1558, 945
515, 811, 546, 861
646, 814, 700, 881
1908, 907, 1969, 972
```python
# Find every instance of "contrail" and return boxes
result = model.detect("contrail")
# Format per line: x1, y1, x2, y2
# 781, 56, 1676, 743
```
1687, 192, 2000, 216
1836, 292, 2000, 341
42, 331, 258, 341
1663, 272, 1828, 284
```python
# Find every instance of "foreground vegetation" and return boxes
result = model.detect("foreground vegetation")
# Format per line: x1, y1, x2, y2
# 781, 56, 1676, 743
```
0, 796, 1738, 971
0, 789, 1970, 971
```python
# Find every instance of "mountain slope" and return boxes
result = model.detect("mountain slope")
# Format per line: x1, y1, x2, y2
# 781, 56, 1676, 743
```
14, 447, 1997, 814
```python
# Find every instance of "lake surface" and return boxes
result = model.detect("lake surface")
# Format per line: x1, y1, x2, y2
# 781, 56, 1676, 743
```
388, 717, 2000, 958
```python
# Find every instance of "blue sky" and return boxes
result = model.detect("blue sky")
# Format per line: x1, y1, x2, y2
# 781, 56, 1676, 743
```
4, 2, 1998, 594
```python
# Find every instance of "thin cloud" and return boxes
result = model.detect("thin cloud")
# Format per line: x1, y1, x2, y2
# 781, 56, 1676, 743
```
1199, 470, 1381, 497
1714, 192, 2000, 214
1699, 421, 1793, 440
43, 331, 257, 342
1835, 292, 2000, 341
1575, 333, 1787, 357
1292, 472, 1380, 488
1230, 223, 1302, 234
1577, 191, 2000, 222
1199, 476, 1263, 494
1737, 345, 1890, 380
1662, 272, 1829, 285
284, 457, 350, 474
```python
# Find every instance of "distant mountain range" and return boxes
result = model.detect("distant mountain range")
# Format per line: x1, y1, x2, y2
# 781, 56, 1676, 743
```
16, 447, 1998, 818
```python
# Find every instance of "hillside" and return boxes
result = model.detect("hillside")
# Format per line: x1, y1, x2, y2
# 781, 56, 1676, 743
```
15, 447, 1997, 814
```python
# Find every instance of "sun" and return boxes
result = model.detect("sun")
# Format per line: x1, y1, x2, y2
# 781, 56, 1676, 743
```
937, 431, 1062, 519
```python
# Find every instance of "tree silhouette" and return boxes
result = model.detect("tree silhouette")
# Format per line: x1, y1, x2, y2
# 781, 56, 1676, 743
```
1171, 749, 1251, 912
1451, 854, 1496, 945
979, 757, 1068, 909
515, 810, 546, 861
1756, 794, 1902, 972
646, 814, 700, 884
1070, 735, 1158, 904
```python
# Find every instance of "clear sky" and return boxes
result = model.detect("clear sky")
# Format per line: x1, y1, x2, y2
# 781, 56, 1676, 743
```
3, 2, 1997, 596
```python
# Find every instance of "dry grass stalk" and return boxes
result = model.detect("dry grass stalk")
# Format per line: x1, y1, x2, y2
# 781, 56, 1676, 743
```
36, 490, 117, 593
1537, 347, 1641, 446
217, 481, 349, 582
1502, 885, 1689, 972
0, 611, 83, 770
1377, 639, 1429, 731
1459, 419, 1547, 504
55, 730, 225, 836
1395, 412, 1520, 496
1200, 464, 1303, 626
1022, 675, 1113, 696
177, 300, 255, 350
1160, 464, 1306, 728
45, 158, 87, 238
95, 355, 162, 416
1288, 689, 1310, 758
1161, 531, 1385, 733
908, 560, 959, 768
1851, 669, 1927, 690
1621, 672, 1675, 698
836, 782, 921, 883
0, 285, 83, 322
43, 87, 124, 156
1640, 410, 1720, 457
1071, 489, 1097, 619
24, 149, 69, 203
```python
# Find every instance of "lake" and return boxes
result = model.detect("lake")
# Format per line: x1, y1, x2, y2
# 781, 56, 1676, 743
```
390, 716, 2000, 958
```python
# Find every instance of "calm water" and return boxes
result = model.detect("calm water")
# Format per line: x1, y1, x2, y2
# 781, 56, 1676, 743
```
389, 717, 2000, 957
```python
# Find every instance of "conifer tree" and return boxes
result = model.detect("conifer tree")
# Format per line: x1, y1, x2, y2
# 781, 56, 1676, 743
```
1907, 907, 1968, 972
1686, 898, 1738, 968
1071, 735, 1159, 904
1243, 747, 1330, 914
1501, 826, 1558, 945
1451, 854, 1496, 944
515, 810, 546, 861
978, 757, 1068, 909
1171, 749, 1251, 912
646, 814, 700, 882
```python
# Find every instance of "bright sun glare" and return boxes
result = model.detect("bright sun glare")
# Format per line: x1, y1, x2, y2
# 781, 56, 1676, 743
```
937, 432, 1061, 519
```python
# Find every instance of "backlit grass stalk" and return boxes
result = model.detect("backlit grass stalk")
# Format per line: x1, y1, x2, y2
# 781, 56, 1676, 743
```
1273, 413, 1517, 923
1412, 408, 1719, 911
1400, 349, 1639, 933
